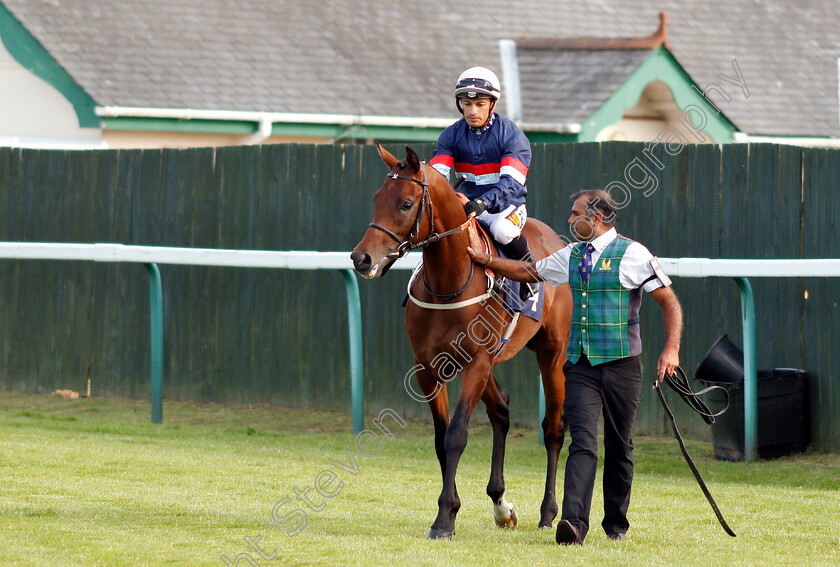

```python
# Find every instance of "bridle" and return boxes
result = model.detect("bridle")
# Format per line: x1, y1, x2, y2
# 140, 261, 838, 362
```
368, 162, 470, 261
368, 162, 478, 301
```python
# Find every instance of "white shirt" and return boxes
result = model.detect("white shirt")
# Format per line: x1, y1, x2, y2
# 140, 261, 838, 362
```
535, 228, 665, 293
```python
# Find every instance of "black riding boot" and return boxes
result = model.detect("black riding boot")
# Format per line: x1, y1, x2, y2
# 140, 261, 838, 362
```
498, 235, 538, 307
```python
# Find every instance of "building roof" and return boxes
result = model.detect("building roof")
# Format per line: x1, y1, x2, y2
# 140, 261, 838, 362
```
516, 13, 672, 126
518, 48, 653, 126
3, 0, 840, 138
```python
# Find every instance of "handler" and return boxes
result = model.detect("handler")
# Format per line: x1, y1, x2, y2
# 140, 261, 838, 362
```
467, 189, 683, 545
430, 65, 537, 306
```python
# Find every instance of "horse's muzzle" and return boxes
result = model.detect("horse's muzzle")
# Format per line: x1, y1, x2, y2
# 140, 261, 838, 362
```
350, 250, 372, 274
350, 249, 395, 279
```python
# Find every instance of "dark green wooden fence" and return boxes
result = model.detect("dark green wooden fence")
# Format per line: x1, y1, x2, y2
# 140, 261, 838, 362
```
0, 142, 838, 452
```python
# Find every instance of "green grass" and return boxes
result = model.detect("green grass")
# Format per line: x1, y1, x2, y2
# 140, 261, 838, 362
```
0, 391, 838, 566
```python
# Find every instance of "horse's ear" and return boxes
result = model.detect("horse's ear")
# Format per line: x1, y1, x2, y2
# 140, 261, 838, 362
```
405, 146, 421, 173
377, 143, 399, 169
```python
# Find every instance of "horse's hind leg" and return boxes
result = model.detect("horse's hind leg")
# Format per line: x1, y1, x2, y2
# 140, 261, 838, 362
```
482, 373, 518, 529
537, 354, 566, 529
534, 327, 570, 528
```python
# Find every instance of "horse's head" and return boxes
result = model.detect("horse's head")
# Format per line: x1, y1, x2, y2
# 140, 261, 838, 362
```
351, 144, 431, 278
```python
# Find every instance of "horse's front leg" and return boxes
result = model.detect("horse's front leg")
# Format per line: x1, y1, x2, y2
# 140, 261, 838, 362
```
482, 373, 517, 529
428, 360, 491, 540
412, 360, 452, 484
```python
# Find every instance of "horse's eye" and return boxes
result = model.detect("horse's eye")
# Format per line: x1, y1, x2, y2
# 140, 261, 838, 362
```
400, 201, 413, 211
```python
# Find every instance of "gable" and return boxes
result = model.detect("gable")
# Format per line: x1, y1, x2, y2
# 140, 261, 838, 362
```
578, 45, 737, 143
0, 1, 98, 130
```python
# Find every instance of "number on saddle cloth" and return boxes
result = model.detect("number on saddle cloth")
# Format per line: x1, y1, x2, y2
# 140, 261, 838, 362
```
494, 244, 545, 322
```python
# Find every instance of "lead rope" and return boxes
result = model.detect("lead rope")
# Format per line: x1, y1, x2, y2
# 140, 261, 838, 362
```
655, 366, 737, 537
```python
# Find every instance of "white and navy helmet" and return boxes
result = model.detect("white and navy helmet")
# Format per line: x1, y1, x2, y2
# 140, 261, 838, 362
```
454, 67, 502, 101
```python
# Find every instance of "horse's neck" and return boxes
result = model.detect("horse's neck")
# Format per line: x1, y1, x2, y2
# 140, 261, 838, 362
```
421, 185, 473, 295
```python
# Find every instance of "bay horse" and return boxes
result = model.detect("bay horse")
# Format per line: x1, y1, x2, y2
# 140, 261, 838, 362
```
351, 145, 571, 539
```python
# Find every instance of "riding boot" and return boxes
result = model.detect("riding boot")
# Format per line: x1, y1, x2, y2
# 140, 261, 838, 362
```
517, 248, 539, 305
498, 235, 538, 309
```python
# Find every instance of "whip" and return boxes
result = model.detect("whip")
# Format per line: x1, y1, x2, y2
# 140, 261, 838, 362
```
654, 366, 737, 537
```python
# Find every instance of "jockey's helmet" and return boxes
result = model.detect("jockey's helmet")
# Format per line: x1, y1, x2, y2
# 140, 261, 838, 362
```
454, 67, 502, 101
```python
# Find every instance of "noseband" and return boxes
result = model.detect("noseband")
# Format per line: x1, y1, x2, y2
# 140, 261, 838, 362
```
369, 162, 470, 260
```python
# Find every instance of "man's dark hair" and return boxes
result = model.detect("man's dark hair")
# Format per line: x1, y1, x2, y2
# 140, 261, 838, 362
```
571, 189, 617, 227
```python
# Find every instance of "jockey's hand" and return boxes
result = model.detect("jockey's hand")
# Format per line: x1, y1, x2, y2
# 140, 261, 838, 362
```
464, 198, 488, 218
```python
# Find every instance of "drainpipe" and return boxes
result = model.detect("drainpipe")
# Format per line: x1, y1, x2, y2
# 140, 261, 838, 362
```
499, 39, 522, 122
326, 125, 358, 144
238, 114, 273, 145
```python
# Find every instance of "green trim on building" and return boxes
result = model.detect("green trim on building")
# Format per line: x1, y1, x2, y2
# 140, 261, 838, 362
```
576, 45, 737, 143
523, 131, 578, 144
102, 117, 447, 142
103, 117, 260, 135
0, 2, 99, 128
328, 124, 444, 143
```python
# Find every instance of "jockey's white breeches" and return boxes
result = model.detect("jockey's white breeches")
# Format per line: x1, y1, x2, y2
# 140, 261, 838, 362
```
477, 204, 527, 245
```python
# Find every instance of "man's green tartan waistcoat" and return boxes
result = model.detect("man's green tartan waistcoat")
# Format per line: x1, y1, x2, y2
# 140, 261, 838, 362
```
568, 236, 636, 365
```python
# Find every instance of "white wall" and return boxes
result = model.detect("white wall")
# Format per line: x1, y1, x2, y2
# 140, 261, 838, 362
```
0, 35, 103, 148
594, 81, 713, 144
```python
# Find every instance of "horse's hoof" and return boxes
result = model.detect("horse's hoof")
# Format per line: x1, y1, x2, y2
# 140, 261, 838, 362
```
538, 521, 553, 530
494, 505, 518, 529
427, 528, 453, 540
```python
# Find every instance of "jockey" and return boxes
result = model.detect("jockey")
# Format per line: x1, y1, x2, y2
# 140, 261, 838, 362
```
430, 66, 537, 307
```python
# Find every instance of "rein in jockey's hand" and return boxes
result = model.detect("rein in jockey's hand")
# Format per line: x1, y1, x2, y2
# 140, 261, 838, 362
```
464, 198, 488, 218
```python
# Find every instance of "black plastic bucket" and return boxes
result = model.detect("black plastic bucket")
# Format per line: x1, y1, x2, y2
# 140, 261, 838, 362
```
700, 368, 811, 461
694, 334, 744, 384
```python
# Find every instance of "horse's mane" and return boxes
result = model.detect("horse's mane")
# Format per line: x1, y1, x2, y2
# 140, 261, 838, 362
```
390, 158, 459, 197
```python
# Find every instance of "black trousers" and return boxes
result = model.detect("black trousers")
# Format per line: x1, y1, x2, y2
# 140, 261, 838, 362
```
561, 353, 643, 541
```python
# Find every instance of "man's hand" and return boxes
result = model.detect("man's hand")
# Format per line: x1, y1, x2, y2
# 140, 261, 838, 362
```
467, 246, 492, 266
468, 246, 544, 284
657, 345, 680, 383
464, 198, 488, 218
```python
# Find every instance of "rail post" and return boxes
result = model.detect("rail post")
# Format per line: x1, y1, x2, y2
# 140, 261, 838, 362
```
733, 277, 758, 461
341, 269, 365, 434
145, 263, 164, 425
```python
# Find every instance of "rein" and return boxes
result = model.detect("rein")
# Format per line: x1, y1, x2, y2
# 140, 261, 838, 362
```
655, 367, 736, 537
368, 163, 472, 261
370, 163, 482, 306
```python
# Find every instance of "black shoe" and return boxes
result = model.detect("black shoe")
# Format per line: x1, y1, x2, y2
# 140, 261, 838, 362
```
555, 519, 583, 546
497, 236, 537, 306
519, 280, 538, 305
